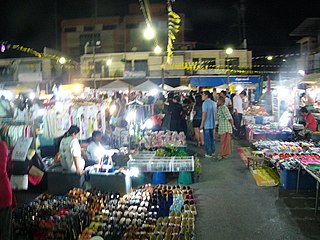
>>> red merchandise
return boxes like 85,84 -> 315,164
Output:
0,141 -> 13,208
304,113 -> 317,132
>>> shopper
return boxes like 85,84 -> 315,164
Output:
161,92 -> 174,131
170,95 -> 183,132
193,94 -> 204,146
0,139 -> 13,240
212,88 -> 218,102
217,96 -> 236,160
59,125 -> 85,175
233,90 -> 246,138
200,91 -> 217,157
220,90 -> 232,109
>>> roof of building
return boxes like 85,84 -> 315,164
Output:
290,18 -> 320,36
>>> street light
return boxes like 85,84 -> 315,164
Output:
59,57 -> 66,64
225,48 -> 233,84
143,25 -> 155,40
226,47 -> 233,55
106,59 -> 112,66
154,45 -> 162,55
266,56 -> 273,61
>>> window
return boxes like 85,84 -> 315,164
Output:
126,23 -> 139,29
125,60 -> 132,71
134,60 -> 148,72
192,58 -> 199,63
64,27 -> 76,33
225,57 -> 239,69
302,42 -> 308,53
79,33 -> 101,55
103,25 -> 117,30
84,26 -> 95,32
202,58 -> 216,69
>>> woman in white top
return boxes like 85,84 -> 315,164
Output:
86,130 -> 104,165
59,125 -> 85,175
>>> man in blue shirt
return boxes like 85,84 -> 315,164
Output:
200,91 -> 217,157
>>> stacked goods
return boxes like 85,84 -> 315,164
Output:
14,185 -> 197,240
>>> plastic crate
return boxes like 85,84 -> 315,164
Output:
254,116 -> 263,124
172,156 -> 194,172
127,157 -> 173,172
279,165 -> 316,190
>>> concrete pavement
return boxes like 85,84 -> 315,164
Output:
190,139 -> 320,240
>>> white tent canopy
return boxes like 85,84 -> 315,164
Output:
174,85 -> 191,91
132,80 -> 163,92
160,84 -> 175,91
99,80 -> 132,91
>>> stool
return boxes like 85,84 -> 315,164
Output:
152,172 -> 166,185
247,156 -> 265,170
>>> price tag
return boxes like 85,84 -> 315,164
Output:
12,137 -> 33,162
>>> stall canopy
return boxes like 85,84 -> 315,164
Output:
190,75 -> 260,87
174,85 -> 191,91
99,80 -> 132,91
160,84 -> 175,91
132,80 -> 163,92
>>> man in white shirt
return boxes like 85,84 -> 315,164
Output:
233,91 -> 246,137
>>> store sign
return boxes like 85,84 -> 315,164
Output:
231,76 -> 260,84
18,72 -> 42,83
123,71 -> 146,79
12,137 -> 33,162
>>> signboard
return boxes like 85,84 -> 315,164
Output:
12,137 -> 33,162
123,71 -> 146,79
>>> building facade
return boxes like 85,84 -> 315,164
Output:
79,49 -> 253,88
61,3 -> 188,58
290,18 -> 320,75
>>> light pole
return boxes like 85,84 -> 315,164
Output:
226,48 -> 233,85
153,45 -> 164,88
85,40 -> 101,89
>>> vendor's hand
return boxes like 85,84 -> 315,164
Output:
200,124 -> 203,129
76,169 -> 84,176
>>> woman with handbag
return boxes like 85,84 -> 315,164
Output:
217,96 -> 236,160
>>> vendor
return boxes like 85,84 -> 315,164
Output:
300,107 -> 317,132
59,125 -> 85,175
86,130 -> 105,165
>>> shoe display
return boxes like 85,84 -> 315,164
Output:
13,184 -> 196,240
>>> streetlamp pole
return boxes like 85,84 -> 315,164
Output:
161,55 -> 164,88
93,41 -> 96,89
225,48 -> 233,85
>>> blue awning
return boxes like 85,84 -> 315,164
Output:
191,75 -> 260,87
149,77 -> 180,87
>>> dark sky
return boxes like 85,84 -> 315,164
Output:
1,0 -> 319,57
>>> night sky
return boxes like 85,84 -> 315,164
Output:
1,0 -> 319,58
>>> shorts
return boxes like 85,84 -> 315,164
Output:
192,119 -> 201,128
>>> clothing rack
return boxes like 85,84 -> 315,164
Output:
0,121 -> 34,149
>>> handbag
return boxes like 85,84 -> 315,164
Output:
151,104 -> 162,126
